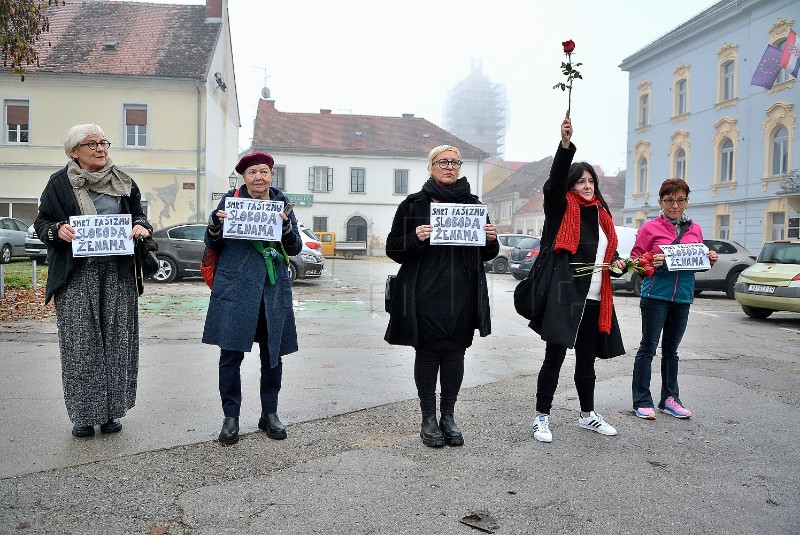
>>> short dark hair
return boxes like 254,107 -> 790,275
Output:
659,178 -> 690,199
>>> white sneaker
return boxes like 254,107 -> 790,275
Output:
578,411 -> 617,436
532,414 -> 552,442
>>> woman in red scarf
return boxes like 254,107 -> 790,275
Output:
528,116 -> 627,443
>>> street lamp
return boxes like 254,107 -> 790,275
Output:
642,200 -> 651,220
228,172 -> 238,189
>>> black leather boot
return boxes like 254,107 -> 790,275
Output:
439,414 -> 464,446
420,415 -> 444,447
258,412 -> 287,440
72,425 -> 95,438
100,418 -> 122,434
218,417 -> 239,444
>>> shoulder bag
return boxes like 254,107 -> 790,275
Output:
201,188 -> 240,289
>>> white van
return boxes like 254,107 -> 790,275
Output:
611,226 -> 640,294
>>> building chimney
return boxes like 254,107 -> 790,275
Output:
206,0 -> 222,22
320,109 -> 332,114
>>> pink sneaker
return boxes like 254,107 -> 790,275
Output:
661,396 -> 692,418
635,407 -> 655,420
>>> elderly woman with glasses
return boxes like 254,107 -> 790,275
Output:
385,145 -> 499,448
630,178 -> 718,421
34,123 -> 152,438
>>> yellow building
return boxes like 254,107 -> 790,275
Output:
0,0 -> 240,229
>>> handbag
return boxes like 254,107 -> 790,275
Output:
134,236 -> 159,296
201,189 -> 240,289
384,274 -> 396,313
513,249 -> 553,323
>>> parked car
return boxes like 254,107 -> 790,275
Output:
149,223 -> 324,283
299,224 -> 321,251
734,239 -> 800,319
0,217 -> 29,263
484,233 -> 530,273
508,236 -> 542,280
25,224 -> 48,263
611,226 -> 640,294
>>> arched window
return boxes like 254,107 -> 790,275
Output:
675,149 -> 686,180
720,138 -> 734,182
772,125 -> 789,176
722,61 -> 735,101
346,215 -> 368,243
638,157 -> 648,192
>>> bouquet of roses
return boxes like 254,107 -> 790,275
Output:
570,252 -> 655,278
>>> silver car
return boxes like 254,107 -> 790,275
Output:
0,217 -> 29,263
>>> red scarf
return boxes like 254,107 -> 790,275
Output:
554,190 -> 618,334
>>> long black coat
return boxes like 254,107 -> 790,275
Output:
384,189 -> 499,347
34,166 -> 151,304
531,143 -> 625,357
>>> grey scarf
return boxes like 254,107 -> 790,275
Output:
67,158 -> 133,215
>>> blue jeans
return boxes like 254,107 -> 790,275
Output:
632,297 -> 690,409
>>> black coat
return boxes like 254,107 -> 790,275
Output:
34,166 -> 151,304
384,189 -> 499,348
531,144 -> 625,357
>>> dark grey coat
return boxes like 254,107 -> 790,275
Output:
201,186 -> 302,367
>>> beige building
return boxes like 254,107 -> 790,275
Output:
0,0 -> 239,229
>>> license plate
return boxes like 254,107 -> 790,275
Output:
748,284 -> 775,294
509,262 -> 520,269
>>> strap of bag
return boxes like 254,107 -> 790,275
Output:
671,221 -> 689,245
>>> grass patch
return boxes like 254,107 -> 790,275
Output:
1,258 -> 48,290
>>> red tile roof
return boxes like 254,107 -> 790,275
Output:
251,100 -> 488,157
21,1 -> 221,78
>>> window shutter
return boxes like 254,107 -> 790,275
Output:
126,108 -> 147,126
308,167 -> 314,190
7,105 -> 29,124
327,168 -> 334,191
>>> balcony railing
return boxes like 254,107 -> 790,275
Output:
778,168 -> 800,194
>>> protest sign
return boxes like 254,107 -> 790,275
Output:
429,203 -> 487,246
658,243 -> 711,271
70,214 -> 133,257
223,198 -> 284,240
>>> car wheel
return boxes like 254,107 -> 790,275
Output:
632,273 -> 643,296
151,255 -> 177,283
741,305 -> 773,319
725,268 -> 745,299
344,251 -> 355,260
0,244 -> 11,264
512,271 -> 526,280
288,261 -> 298,282
492,257 -> 508,274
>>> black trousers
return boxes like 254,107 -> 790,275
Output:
414,347 -> 466,417
535,300 -> 601,414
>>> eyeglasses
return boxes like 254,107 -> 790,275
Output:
433,159 -> 462,170
246,168 -> 272,178
660,198 -> 688,205
78,140 -> 111,150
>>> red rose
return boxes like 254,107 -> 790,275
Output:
642,251 -> 654,263
643,265 -> 655,277
562,40 -> 576,53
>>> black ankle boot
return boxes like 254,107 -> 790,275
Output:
218,417 -> 239,445
439,414 -> 464,446
258,412 -> 287,440
420,415 -> 444,447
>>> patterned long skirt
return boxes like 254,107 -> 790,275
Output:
54,261 -> 139,426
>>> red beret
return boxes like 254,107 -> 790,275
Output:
235,152 -> 274,174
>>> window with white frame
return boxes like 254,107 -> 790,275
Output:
717,214 -> 730,239
720,139 -> 734,182
5,100 -> 29,143
638,94 -> 649,128
771,212 -> 785,240
124,105 -> 147,147
775,38 -> 789,85
771,126 -> 789,177
637,157 -> 648,192
676,79 -> 687,116
721,61 -> 735,101
272,166 -> 286,190
675,148 -> 686,180
350,168 -> 365,193
308,166 -> 333,192
394,169 -> 408,194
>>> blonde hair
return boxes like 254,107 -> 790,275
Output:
427,145 -> 461,174
64,124 -> 106,158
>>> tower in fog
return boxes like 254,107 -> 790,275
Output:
443,58 -> 508,159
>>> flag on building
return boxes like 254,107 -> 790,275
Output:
779,29 -> 800,78
751,44 -> 783,88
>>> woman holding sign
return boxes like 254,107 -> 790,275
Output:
202,152 -> 303,445
528,116 -> 627,444
34,123 -> 152,438
630,179 -> 717,420
385,145 -> 499,448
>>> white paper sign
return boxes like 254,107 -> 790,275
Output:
223,198 -> 284,240
70,214 -> 133,257
659,243 -> 711,271
429,203 -> 487,246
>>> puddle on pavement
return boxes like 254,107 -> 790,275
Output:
138,296 -> 369,317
